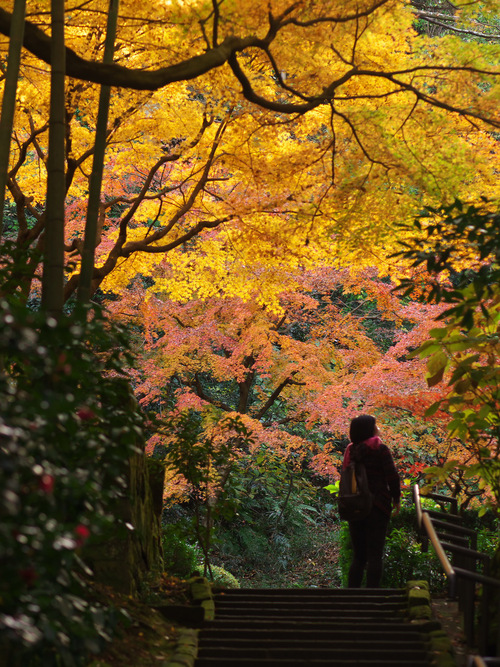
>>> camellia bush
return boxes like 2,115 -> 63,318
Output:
0,300 -> 144,666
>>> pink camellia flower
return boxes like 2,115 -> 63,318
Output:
77,407 -> 95,421
39,474 -> 55,494
74,524 -> 91,547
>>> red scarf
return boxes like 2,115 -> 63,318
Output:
343,435 -> 382,469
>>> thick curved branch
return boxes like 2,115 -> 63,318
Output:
0,7 -> 258,90
190,373 -> 233,412
282,0 -> 392,27
121,215 -> 231,256
228,53 -> 315,114
254,371 -> 305,421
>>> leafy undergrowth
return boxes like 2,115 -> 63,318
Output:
88,575 -> 191,667
216,521 -> 343,589
430,598 -> 469,667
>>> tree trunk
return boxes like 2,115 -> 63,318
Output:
41,0 -> 66,316
0,0 -> 26,239
77,0 -> 119,304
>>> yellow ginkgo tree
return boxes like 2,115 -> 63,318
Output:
0,0 -> 498,310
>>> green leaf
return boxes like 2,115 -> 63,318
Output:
427,366 -> 445,387
414,342 -> 442,359
446,338 -> 473,353
454,378 -> 471,394
424,402 -> 441,417
479,405 -> 492,419
429,327 -> 448,340
427,350 -> 448,375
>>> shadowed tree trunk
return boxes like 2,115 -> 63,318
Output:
41,0 -> 66,316
0,0 -> 26,238
77,0 -> 119,304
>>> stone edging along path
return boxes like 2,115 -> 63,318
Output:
164,576 -> 212,667
166,577 -> 456,667
406,580 -> 456,667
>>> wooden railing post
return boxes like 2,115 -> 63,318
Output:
413,484 -> 500,661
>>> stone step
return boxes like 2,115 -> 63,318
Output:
215,592 -> 406,600
194,587 -> 435,667
198,637 -> 427,651
218,588 -> 405,596
212,609 -> 409,620
203,618 -> 427,631
198,644 -> 428,665
195,659 -> 431,667
200,627 -> 425,641
213,600 -> 407,612
214,593 -> 408,606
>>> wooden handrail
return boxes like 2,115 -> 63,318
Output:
420,510 -> 457,594
468,657 -> 488,667
432,518 -> 476,537
467,658 -> 500,667
424,491 -> 458,514
453,567 -> 500,588
440,541 -> 491,565
413,484 -> 500,659
414,484 -> 423,529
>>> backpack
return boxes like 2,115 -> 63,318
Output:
337,448 -> 373,521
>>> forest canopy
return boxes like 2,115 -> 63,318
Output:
0,0 -> 499,520
0,0 -> 499,304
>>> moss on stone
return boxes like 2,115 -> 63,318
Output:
166,629 -> 198,667
189,577 -> 212,602
409,602 -> 432,620
408,587 -> 431,607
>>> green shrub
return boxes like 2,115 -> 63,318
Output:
477,527 -> 498,557
162,524 -> 200,577
0,301 -> 144,665
159,408 -> 254,574
382,526 -> 446,591
206,565 -> 240,589
213,447 -> 320,576
338,523 -> 353,587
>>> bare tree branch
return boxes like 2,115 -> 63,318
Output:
254,371 -> 305,420
415,10 -> 500,40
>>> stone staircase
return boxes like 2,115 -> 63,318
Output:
194,587 -> 451,666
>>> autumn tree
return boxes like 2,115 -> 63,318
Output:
0,0 -> 498,309
126,264 -> 450,503
0,0 -> 498,533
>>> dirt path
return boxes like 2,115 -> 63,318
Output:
431,598 -> 469,666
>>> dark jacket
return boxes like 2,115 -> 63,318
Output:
343,435 -> 401,516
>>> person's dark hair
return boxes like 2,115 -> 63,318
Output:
349,414 -> 377,444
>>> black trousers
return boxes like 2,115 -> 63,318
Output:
348,507 -> 390,588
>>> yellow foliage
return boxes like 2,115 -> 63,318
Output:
0,0 -> 499,304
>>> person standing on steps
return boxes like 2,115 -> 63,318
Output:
343,414 -> 401,588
